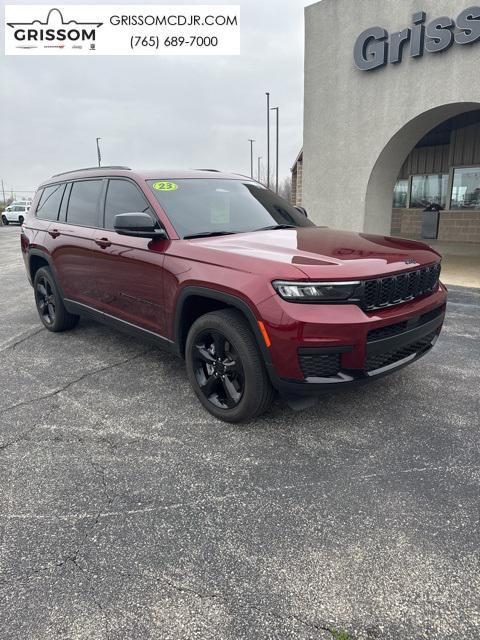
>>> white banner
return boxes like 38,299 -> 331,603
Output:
4,5 -> 240,55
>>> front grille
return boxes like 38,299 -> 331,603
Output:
419,305 -> 445,325
367,321 -> 408,341
299,352 -> 341,378
365,330 -> 437,372
367,304 -> 445,342
363,263 -> 441,311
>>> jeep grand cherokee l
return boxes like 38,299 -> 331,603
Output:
21,167 -> 446,422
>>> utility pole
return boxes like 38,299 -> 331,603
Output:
1,179 -> 5,205
270,106 -> 279,194
248,139 -> 255,178
96,137 -> 102,167
266,92 -> 270,188
257,156 -> 262,182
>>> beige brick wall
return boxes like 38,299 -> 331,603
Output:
391,209 -> 402,236
291,161 -> 303,206
390,209 -> 480,243
437,212 -> 480,243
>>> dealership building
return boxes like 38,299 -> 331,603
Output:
297,0 -> 480,245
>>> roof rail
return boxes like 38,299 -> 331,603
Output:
51,166 -> 131,178
194,168 -> 221,172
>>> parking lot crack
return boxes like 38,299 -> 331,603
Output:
117,569 -> 338,638
0,327 -> 46,354
0,404 -> 57,452
0,349 -> 153,418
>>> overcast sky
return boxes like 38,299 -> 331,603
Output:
1,0 -> 310,198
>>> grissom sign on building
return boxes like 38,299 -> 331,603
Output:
354,6 -> 480,71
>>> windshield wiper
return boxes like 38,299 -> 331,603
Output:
254,224 -> 297,231
183,230 -> 238,239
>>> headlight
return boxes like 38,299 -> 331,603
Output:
272,280 -> 360,302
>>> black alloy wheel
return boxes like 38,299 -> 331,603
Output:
185,309 -> 274,423
33,266 -> 79,332
35,274 -> 56,326
192,329 -> 244,409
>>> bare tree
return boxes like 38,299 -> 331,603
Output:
278,177 -> 292,202
257,165 -> 292,202
257,163 -> 275,188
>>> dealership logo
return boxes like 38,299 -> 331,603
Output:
7,8 -> 102,48
354,7 -> 480,71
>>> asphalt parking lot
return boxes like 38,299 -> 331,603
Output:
1,225 -> 479,640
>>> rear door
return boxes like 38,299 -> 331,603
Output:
49,179 -> 104,306
91,177 -> 169,336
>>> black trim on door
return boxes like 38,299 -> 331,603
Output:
63,299 -> 175,351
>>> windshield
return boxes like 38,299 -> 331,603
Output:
147,179 -> 314,238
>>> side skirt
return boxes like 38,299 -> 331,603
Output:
64,299 -> 176,353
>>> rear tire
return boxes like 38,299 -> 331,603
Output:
185,309 -> 274,423
18,215 -> 24,225
2,216 -> 9,225
34,267 -> 80,332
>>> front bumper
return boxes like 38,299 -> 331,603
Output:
257,284 -> 447,395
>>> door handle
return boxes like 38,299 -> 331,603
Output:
95,237 -> 112,249
48,228 -> 60,238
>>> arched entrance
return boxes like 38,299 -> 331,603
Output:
364,102 -> 480,235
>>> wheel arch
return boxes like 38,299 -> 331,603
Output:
28,250 -> 65,298
174,287 -> 275,378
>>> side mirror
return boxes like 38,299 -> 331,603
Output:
114,212 -> 167,239
295,206 -> 308,218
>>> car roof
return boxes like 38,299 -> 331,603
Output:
39,167 -> 252,188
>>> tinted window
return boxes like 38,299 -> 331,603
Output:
451,167 -> 480,209
36,184 -> 66,221
410,174 -> 448,209
147,179 -> 314,238
58,183 -> 72,222
67,180 -> 102,227
104,179 -> 151,230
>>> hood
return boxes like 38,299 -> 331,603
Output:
187,228 -> 441,280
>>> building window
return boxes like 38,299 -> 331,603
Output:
451,167 -> 480,209
393,180 -> 408,208
410,174 -> 448,209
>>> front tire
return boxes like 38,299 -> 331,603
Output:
185,309 -> 274,423
2,215 -> 9,225
34,267 -> 80,332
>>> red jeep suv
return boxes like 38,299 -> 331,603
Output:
21,167 -> 447,422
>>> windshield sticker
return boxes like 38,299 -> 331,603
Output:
153,181 -> 178,191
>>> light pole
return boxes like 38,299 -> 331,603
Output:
248,139 -> 255,178
96,137 -> 102,167
266,92 -> 270,188
257,156 -> 262,182
270,106 -> 279,194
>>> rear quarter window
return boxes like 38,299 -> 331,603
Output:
36,183 -> 66,221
